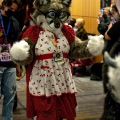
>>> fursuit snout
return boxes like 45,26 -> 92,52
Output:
53,18 -> 61,28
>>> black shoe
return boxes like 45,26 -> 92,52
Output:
75,72 -> 85,77
90,74 -> 102,81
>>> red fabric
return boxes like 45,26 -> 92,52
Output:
22,25 -> 40,43
23,25 -> 77,119
21,25 -> 75,45
24,9 -> 30,24
26,64 -> 77,119
26,62 -> 36,117
35,52 -> 68,60
26,93 -> 77,120
62,25 -> 75,45
71,58 -> 94,67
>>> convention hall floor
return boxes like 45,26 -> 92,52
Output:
0,76 -> 105,120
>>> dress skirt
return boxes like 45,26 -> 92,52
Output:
26,88 -> 77,120
26,65 -> 77,120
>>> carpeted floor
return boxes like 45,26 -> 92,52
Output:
0,76 -> 105,120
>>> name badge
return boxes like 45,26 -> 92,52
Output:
0,44 -> 11,62
53,52 -> 64,65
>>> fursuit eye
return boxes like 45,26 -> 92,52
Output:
47,11 -> 55,18
59,12 -> 66,19
59,11 -> 69,22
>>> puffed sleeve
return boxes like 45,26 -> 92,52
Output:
21,25 -> 40,43
62,25 -> 75,44
12,25 -> 41,65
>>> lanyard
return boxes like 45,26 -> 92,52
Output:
0,12 -> 11,42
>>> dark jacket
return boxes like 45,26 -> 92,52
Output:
97,16 -> 111,35
0,14 -> 20,67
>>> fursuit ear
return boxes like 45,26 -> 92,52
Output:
33,0 -> 50,8
62,0 -> 72,7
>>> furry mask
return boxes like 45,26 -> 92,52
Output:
32,0 -> 72,31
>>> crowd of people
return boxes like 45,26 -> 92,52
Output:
69,3 -> 120,81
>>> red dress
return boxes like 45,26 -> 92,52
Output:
22,25 -> 77,120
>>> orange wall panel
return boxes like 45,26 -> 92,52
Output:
70,0 -> 83,16
0,0 -> 2,4
70,0 -> 100,34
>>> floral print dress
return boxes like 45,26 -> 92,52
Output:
29,30 -> 77,97
22,25 -> 77,120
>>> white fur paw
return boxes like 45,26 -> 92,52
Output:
87,35 -> 104,56
10,40 -> 30,61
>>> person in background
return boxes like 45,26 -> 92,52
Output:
74,18 -> 88,40
100,1 -> 120,119
12,0 -> 36,112
13,0 -> 27,31
14,0 -> 35,31
23,0 -> 35,27
100,13 -> 120,120
71,18 -> 93,76
89,7 -> 112,81
104,1 -> 120,93
92,5 -> 120,81
104,19 -> 120,52
12,0 -> 27,111
97,7 -> 111,35
111,4 -> 120,23
0,0 -> 21,119
104,4 -> 120,52
68,17 -> 76,28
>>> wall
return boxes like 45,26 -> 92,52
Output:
111,0 -> 115,4
0,0 -> 2,4
70,0 -> 102,35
